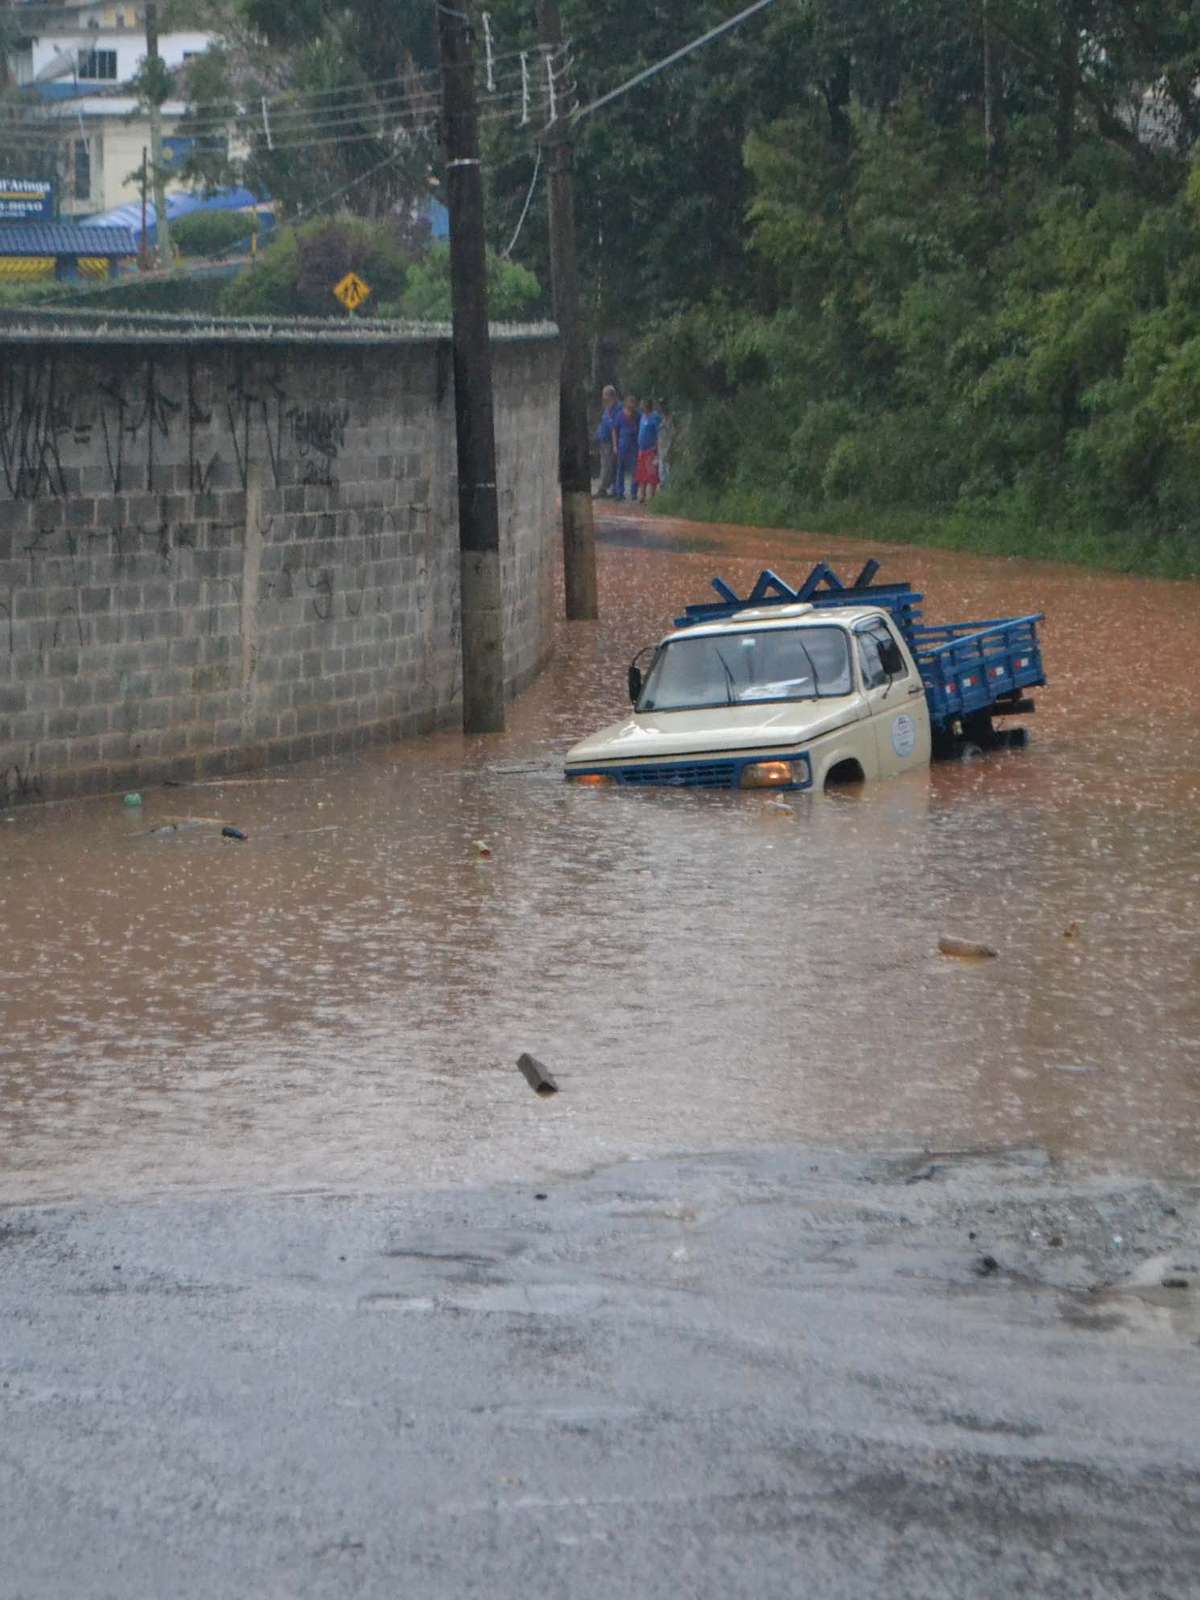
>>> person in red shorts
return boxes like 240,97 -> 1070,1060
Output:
634,397 -> 663,504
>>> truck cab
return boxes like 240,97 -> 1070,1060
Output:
564,601 -> 932,792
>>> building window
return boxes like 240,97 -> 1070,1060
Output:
73,139 -> 91,201
77,48 -> 118,81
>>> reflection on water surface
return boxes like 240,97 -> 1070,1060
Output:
2,513 -> 1198,1200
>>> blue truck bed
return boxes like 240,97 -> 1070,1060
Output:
675,560 -> 1045,734
910,616 -> 1044,725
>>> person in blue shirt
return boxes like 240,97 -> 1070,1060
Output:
593,385 -> 621,497
612,395 -> 640,501
634,398 -> 663,504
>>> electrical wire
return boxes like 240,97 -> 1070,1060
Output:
292,146 -> 408,221
501,142 -> 540,257
0,15 -> 577,163
0,85 -> 535,146
572,0 -> 777,122
175,81 -> 531,136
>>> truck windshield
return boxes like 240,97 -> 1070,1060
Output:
637,626 -> 853,712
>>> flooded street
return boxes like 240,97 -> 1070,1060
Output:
2,513 -> 1198,1202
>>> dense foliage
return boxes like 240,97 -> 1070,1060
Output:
219,216 -> 413,316
385,244 -> 542,321
179,0 -> 439,218
482,0 -> 1200,571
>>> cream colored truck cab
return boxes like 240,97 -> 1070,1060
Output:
564,603 -> 932,793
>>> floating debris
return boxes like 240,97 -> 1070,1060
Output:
517,1053 -> 558,1097
938,937 -> 998,961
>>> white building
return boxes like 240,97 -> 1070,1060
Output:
5,1 -> 220,217
51,97 -> 204,216
10,10 -> 212,96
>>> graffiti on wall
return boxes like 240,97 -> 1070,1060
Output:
0,352 -> 355,500
289,403 -> 350,488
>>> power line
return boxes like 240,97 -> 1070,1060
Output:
0,84 -> 534,145
292,146 -> 408,221
149,101 -> 523,156
177,83 -> 529,136
0,55 -> 570,140
572,0 -> 778,122
501,142 -> 541,257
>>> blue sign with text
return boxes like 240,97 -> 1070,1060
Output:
0,178 -> 55,221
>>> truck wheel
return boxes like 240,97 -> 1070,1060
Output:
958,741 -> 985,761
824,758 -> 865,790
962,713 -> 998,749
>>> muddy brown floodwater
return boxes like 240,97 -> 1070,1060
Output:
1,513 -> 1198,1203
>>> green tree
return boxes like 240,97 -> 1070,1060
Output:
178,0 -> 439,218
633,0 -> 1200,569
391,243 -> 542,321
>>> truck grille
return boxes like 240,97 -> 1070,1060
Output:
613,760 -> 740,788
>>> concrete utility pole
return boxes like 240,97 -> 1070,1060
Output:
143,1 -> 172,270
139,145 -> 150,270
537,0 -> 598,622
438,0 -> 506,734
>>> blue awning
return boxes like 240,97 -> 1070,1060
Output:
0,222 -> 137,256
85,187 -> 267,247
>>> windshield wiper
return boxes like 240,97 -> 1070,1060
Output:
714,648 -> 738,705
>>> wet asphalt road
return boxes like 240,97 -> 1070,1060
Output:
3,1146 -> 1198,1599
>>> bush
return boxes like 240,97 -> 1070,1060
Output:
173,210 -> 265,259
220,215 -> 412,318
389,243 -> 543,322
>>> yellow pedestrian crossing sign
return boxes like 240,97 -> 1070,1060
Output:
333,271 -> 372,312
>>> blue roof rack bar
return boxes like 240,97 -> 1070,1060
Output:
675,560 -> 924,633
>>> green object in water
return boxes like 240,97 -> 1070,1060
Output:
124,792 -> 143,807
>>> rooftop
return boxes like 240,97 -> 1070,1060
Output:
0,223 -> 138,256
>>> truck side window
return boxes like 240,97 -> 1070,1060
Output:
857,622 -> 907,689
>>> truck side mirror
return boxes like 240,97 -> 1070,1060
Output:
627,664 -> 643,705
879,638 -> 904,676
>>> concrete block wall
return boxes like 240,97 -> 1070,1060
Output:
0,322 -> 560,804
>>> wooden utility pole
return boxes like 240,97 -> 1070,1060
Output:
143,1 -> 172,270
537,0 -> 598,621
438,0 -> 506,734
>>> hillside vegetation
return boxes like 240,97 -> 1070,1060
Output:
485,1 -> 1200,575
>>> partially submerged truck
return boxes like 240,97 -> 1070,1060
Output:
564,560 -> 1046,792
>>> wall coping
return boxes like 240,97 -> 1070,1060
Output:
0,307 -> 560,349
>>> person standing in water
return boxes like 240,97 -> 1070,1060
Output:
593,384 -> 621,498
634,397 -> 663,504
613,394 -> 640,502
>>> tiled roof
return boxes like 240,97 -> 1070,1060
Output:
0,224 -> 138,256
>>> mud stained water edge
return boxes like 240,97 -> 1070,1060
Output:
1,512 -> 1198,1202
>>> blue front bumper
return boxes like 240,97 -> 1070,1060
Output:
565,753 -> 813,790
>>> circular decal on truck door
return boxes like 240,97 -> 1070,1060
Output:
891,713 -> 917,758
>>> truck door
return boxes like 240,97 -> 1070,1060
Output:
854,619 -> 932,777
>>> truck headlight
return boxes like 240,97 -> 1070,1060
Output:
569,771 -> 613,785
739,760 -> 796,789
